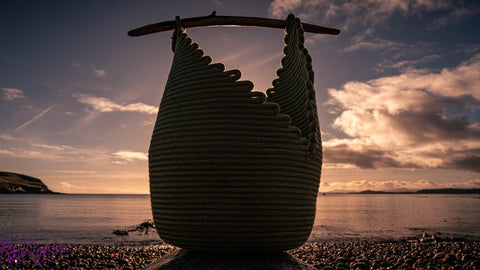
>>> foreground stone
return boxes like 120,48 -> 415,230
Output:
143,249 -> 316,270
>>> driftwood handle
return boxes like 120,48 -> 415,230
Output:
128,11 -> 340,37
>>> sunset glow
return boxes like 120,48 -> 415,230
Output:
1,1 -> 479,193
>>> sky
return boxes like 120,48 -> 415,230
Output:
1,0 -> 479,193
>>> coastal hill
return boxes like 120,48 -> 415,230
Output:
356,189 -> 480,194
0,171 -> 56,193
321,188 -> 480,194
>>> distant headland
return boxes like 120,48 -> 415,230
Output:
0,171 -> 57,194
354,189 -> 480,194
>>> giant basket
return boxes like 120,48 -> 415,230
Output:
148,14 -> 323,252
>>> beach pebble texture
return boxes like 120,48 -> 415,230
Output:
292,240 -> 480,270
0,244 -> 176,270
1,239 -> 479,269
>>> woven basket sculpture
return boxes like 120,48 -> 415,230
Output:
149,14 -> 322,252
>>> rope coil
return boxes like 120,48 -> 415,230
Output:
149,14 -> 322,252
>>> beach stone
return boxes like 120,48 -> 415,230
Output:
470,260 -> 480,267
433,252 -> 445,260
405,258 -> 416,265
335,262 -> 349,269
462,254 -> 475,262
357,259 -> 369,265
352,261 -> 368,269
116,257 -> 129,265
105,262 -> 116,268
142,249 -> 317,270
112,229 -> 129,236
413,262 -> 426,269
444,253 -> 457,264
379,260 -> 392,268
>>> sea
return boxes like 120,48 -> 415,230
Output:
1,193 -> 479,245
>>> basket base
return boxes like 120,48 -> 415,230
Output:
142,249 -> 316,270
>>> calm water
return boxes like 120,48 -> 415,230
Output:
312,194 -> 480,242
0,194 -> 157,245
1,194 -> 479,245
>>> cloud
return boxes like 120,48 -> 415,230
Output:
45,170 -> 97,174
93,67 -> 106,78
0,148 -> 51,159
2,88 -> 26,101
325,53 -> 480,172
323,142 -> 421,170
0,134 -> 108,162
268,0 -> 303,19
343,36 -> 438,62
73,93 -> 158,115
369,54 -> 480,99
140,119 -> 156,126
319,179 -> 480,192
0,149 -> 15,156
268,0 -> 478,52
267,1 -> 473,59
443,150 -> 480,172
31,143 -> 70,151
60,181 -> 87,190
429,7 -> 480,30
73,62 -> 106,78
375,54 -> 442,72
48,172 -> 149,194
454,44 -> 480,55
15,105 -> 55,132
304,34 -> 330,46
113,151 -> 148,162
268,0 -> 452,27
343,38 -> 405,53
0,134 -> 31,143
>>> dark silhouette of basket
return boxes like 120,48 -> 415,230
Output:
149,14 -> 322,252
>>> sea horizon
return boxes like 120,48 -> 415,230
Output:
4,186 -> 477,195
1,193 -> 479,246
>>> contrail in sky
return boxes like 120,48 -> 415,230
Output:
15,105 -> 55,132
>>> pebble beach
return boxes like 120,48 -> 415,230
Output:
2,237 -> 479,269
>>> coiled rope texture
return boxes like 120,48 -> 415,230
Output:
149,14 -> 322,252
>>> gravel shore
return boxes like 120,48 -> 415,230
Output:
1,239 -> 479,269
292,240 -> 480,269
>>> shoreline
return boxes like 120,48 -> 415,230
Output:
1,239 -> 479,270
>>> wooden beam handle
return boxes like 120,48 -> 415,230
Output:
128,12 -> 340,37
